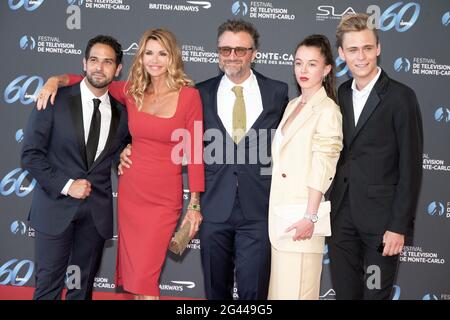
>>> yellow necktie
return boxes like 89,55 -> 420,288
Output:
232,85 -> 246,143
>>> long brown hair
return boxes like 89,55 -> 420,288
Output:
126,28 -> 193,109
295,34 -> 337,103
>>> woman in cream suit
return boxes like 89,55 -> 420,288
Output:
268,35 -> 343,300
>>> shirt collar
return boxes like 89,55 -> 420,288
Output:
80,78 -> 110,106
220,70 -> 256,93
351,67 -> 382,96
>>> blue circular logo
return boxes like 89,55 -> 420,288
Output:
442,12 -> 450,27
322,244 -> 330,265
394,57 -> 411,72
427,201 -> 445,216
67,0 -> 84,5
434,107 -> 450,123
232,1 -> 248,16
423,293 -> 439,300
392,285 -> 401,300
335,57 -> 351,78
15,129 -> 24,143
10,221 -> 27,235
19,35 -> 36,50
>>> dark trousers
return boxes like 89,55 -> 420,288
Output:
200,194 -> 271,300
33,204 -> 105,300
327,195 -> 399,300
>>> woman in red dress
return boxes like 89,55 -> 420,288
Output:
37,29 -> 204,300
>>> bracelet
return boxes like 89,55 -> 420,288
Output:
188,203 -> 201,211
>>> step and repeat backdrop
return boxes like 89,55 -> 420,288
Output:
1,0 -> 449,300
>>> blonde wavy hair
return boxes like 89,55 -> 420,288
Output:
126,28 -> 193,109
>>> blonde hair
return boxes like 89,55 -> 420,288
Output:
336,13 -> 379,49
126,28 -> 193,109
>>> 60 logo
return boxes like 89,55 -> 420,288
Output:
4,75 -> 43,105
8,0 -> 44,11
4,75 -> 44,104
0,168 -> 36,197
373,2 -> 420,32
0,259 -> 34,286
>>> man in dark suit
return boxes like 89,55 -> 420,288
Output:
21,35 -> 129,300
197,19 -> 289,299
327,14 -> 423,299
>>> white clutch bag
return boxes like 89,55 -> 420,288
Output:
273,201 -> 331,240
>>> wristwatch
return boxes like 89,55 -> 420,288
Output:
304,213 -> 318,223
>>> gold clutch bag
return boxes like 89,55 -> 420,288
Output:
169,221 -> 192,255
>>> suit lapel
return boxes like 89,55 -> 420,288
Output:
279,87 -> 326,152
250,72 -> 270,132
340,84 -> 355,146
350,70 -> 389,145
68,91 -> 88,170
89,94 -> 121,171
207,76 -> 233,142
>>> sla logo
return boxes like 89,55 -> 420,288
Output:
0,259 -> 34,286
8,0 -> 44,11
378,2 -> 420,32
442,12 -> 450,27
434,107 -> 450,123
0,168 -> 36,197
394,57 -> 411,72
322,244 -> 330,265
4,75 -> 44,105
427,201 -> 445,216
392,285 -> 401,300
335,57 -> 351,78
16,129 -> 24,143
67,0 -> 83,5
423,293 -> 439,300
316,6 -> 356,18
10,221 -> 27,235
122,42 -> 139,56
231,1 -> 248,16
319,289 -> 336,299
19,35 -> 36,50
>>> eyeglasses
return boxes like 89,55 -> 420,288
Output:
217,46 -> 254,57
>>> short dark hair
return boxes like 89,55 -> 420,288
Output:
217,19 -> 260,49
85,35 -> 123,65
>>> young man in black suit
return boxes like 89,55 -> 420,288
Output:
328,13 -> 423,299
22,35 -> 129,300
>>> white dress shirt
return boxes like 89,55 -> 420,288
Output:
217,71 -> 263,138
351,67 -> 382,125
273,127 -> 284,156
61,78 -> 112,195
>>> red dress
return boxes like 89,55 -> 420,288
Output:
68,75 -> 205,296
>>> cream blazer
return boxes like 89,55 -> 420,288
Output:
268,87 -> 343,253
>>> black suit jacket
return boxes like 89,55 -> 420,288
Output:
329,70 -> 423,235
21,84 -> 129,239
197,70 -> 289,223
